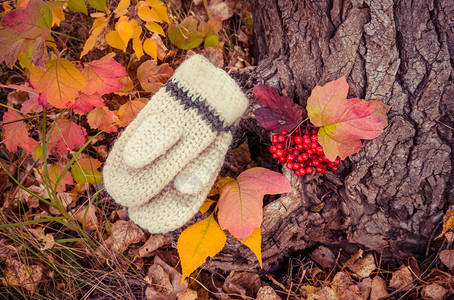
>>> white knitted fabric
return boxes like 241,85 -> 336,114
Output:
103,55 -> 248,209
128,132 -> 232,233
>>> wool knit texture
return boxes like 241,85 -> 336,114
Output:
103,55 -> 248,210
128,132 -> 232,233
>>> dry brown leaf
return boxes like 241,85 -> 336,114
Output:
74,205 -> 98,230
310,245 -> 336,269
308,286 -> 339,300
421,283 -> 447,300
137,60 -> 173,94
439,250 -> 454,270
136,234 -> 172,259
357,277 -> 371,300
223,271 -> 261,297
209,1 -> 233,20
330,272 -> 362,300
49,193 -> 73,215
370,276 -> 388,300
7,90 -> 29,105
145,255 -> 187,300
151,33 -> 168,61
41,233 -> 56,250
1,258 -> 43,293
176,288 -> 198,300
256,285 -> 281,300
0,238 -> 20,258
96,220 -> 146,259
347,253 -> 376,278
201,44 -> 224,68
389,265 -> 413,290
16,186 -> 46,209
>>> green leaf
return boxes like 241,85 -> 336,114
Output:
71,158 -> 103,185
87,0 -> 107,12
67,0 -> 87,14
168,16 -> 204,50
39,2 -> 53,28
204,34 -> 220,48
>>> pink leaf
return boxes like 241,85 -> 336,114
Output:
217,167 -> 292,241
21,93 -> 50,114
253,84 -> 303,133
2,109 -> 39,154
80,59 -> 127,95
48,119 -> 87,153
71,93 -> 105,115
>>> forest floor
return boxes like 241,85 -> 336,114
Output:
1,0 -> 453,299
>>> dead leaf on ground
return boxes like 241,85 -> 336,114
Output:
176,288 -> 198,300
310,245 -> 336,269
49,193 -> 73,215
201,44 -> 224,68
0,238 -> 21,258
223,271 -> 261,297
346,253 -> 376,278
256,285 -> 280,300
439,250 -> 454,270
437,208 -> 454,239
357,277 -> 371,300
370,276 -> 388,300
421,283 -> 447,300
330,271 -> 362,300
389,265 -> 414,290
137,60 -> 173,94
136,234 -> 172,259
209,0 -> 233,20
74,204 -> 98,230
96,220 -> 146,260
145,255 -> 187,300
1,258 -> 43,294
16,186 -> 46,209
308,286 -> 339,300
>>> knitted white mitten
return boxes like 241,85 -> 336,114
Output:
128,132 -> 232,233
103,55 -> 248,208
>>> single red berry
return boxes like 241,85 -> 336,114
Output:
302,129 -> 309,135
278,135 -> 286,143
306,167 -> 313,174
276,143 -> 284,149
295,169 -> 303,177
312,159 -> 320,167
334,157 -> 340,165
303,144 -> 310,150
311,129 -> 318,135
287,154 -> 295,162
301,153 -> 309,161
286,162 -> 294,169
331,166 -> 338,172
310,142 -> 318,149
296,144 -> 304,150
281,130 -> 289,135
279,157 -> 287,163
272,135 -> 279,144
316,146 -> 324,155
293,162 -> 300,169
269,145 -> 277,153
307,149 -> 314,155
276,149 -> 284,157
319,167 -> 326,174
322,155 -> 330,162
311,134 -> 318,142
300,168 -> 307,175
294,135 -> 303,144
316,166 -> 323,173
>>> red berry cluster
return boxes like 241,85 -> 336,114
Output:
269,129 -> 340,176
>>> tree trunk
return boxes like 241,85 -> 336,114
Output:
197,0 -> 454,273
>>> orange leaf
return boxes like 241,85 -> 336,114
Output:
29,58 -> 86,108
306,77 -> 390,160
47,164 -> 74,193
80,59 -> 126,95
238,227 -> 262,267
177,214 -> 226,283
132,36 -> 144,59
145,22 -> 165,36
136,60 -> 173,93
116,100 -> 146,127
114,0 -> 130,16
48,119 -> 87,153
87,107 -> 119,132
116,19 -> 134,44
106,31 -> 127,51
217,167 -> 292,241
138,6 -> 161,23
2,109 -> 39,154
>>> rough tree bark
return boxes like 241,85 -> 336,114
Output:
192,0 -> 454,273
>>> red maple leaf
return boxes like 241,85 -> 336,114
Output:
47,119 -> 87,153
80,59 -> 127,95
2,109 -> 39,154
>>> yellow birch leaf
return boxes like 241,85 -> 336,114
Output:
117,20 -> 134,45
81,36 -> 97,58
143,38 -> 157,60
29,58 -> 86,108
90,12 -> 106,17
133,37 -> 144,59
150,2 -> 169,23
106,31 -> 126,51
136,0 -> 148,9
114,0 -> 130,16
177,214 -> 226,283
199,199 -> 216,214
237,227 -> 262,267
116,100 -> 146,126
132,21 -> 142,37
138,6 -> 161,22
145,22 -> 165,36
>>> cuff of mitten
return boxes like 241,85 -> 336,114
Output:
168,54 -> 249,127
